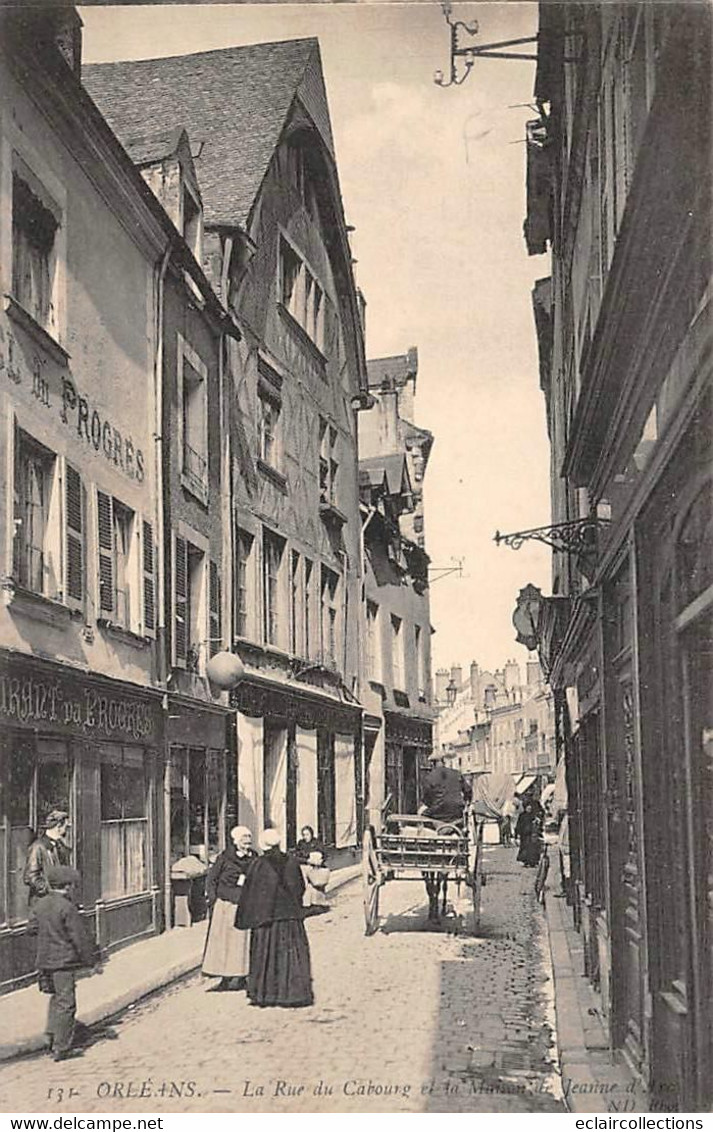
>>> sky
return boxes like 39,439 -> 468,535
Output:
79,1 -> 552,677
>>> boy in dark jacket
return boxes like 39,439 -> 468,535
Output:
27,866 -> 98,1061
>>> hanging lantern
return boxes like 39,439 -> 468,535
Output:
205,651 -> 245,690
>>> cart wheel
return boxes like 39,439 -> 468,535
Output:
468,811 -> 484,934
362,826 -> 381,936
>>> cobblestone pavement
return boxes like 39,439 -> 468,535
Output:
0,847 -> 564,1114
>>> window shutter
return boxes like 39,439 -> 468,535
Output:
96,490 -> 114,614
65,463 -> 84,608
142,520 -> 156,637
209,560 -> 221,657
174,534 -> 187,666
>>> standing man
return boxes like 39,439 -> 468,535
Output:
23,810 -> 71,906
419,755 -> 472,823
27,866 -> 98,1061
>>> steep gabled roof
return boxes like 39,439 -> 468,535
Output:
83,38 -> 328,228
359,453 -> 412,499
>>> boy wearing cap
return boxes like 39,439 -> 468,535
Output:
23,811 -> 71,905
27,866 -> 98,1061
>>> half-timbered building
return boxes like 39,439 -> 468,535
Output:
86,38 -> 369,857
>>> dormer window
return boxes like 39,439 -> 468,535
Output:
182,185 -> 201,261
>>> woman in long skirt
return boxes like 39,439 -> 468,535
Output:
202,826 -> 256,991
236,829 -> 313,1008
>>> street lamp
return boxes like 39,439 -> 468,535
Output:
433,1 -> 539,89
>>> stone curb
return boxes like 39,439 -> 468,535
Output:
0,864 -> 362,1064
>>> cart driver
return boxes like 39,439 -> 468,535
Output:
419,755 -> 472,824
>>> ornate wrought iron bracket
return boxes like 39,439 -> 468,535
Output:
493,517 -> 610,555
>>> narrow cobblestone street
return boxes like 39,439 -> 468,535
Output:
0,847 -> 564,1114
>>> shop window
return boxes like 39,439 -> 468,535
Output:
11,170 -> 59,335
3,738 -> 72,925
13,428 -> 60,599
170,746 -> 223,864
263,725 -> 287,835
317,729 -> 335,846
262,528 -> 285,648
100,745 -> 147,900
234,528 -> 253,639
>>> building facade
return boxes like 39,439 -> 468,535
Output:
0,8 -> 170,986
86,39 -> 368,857
525,2 -> 712,1109
359,349 -> 434,825
436,659 -> 554,781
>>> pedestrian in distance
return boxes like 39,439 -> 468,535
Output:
515,802 -> 543,868
294,825 -> 330,911
23,810 -> 71,906
236,828 -> 314,1008
202,825 -> 257,992
27,865 -> 99,1061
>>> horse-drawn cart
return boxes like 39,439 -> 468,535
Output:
361,808 -> 485,936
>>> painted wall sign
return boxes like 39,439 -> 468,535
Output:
0,325 -> 146,484
0,661 -> 159,741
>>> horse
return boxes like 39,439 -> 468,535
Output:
423,870 -> 449,922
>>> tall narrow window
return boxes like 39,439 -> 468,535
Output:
304,558 -> 313,659
182,358 -> 208,497
235,528 -> 253,639
12,171 -> 58,332
258,394 -> 280,469
262,529 -> 284,647
173,534 -> 206,670
97,491 -> 139,632
280,237 -> 301,315
366,601 -> 381,683
319,418 -> 338,505
65,463 -> 84,611
13,429 -> 57,597
209,560 -> 221,657
290,550 -> 301,656
415,624 -> 425,699
320,567 -> 339,666
391,615 -> 404,691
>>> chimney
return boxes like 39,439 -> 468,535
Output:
469,661 -> 480,702
435,669 -> 450,704
504,658 -> 521,692
450,664 -> 463,694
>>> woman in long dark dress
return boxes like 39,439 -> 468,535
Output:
202,826 -> 256,991
515,804 -> 543,867
236,829 -> 313,1008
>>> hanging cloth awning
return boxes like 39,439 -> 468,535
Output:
514,773 -> 537,796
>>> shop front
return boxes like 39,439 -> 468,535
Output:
383,710 -> 433,815
0,652 -> 164,991
232,679 -> 361,856
165,700 -> 234,927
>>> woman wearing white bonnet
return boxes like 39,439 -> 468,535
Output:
202,826 -> 256,991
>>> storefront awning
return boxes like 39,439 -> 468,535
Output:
514,774 -> 537,796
